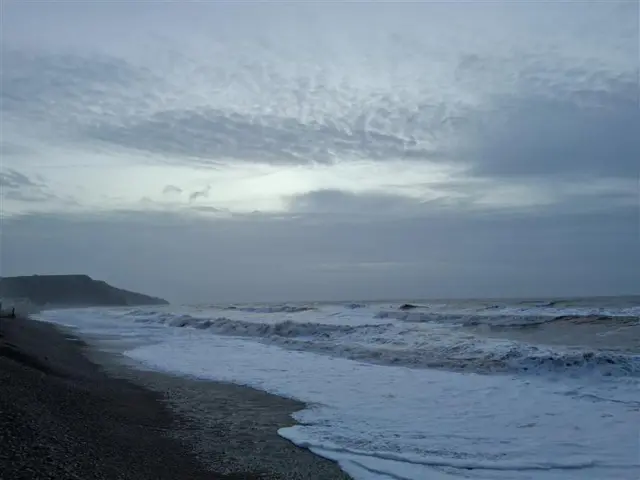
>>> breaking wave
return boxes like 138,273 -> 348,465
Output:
223,304 -> 316,313
121,310 -> 640,377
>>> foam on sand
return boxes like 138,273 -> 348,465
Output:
123,334 -> 639,480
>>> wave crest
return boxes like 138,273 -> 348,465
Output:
122,310 -> 640,377
224,305 -> 316,314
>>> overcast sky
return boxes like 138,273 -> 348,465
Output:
1,1 -> 638,303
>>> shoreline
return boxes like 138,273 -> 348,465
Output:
0,316 -> 350,479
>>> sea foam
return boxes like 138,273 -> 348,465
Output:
36,300 -> 640,480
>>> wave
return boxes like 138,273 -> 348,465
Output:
344,303 -> 367,309
375,310 -> 640,328
515,296 -> 640,309
376,310 -> 464,323
550,314 -> 639,325
294,338 -> 640,378
223,305 -> 316,314
130,312 -> 389,338
374,310 -> 557,326
466,314 -> 640,329
122,310 -> 640,377
515,299 -> 571,308
287,438 -> 627,473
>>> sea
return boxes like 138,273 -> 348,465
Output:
35,296 -> 640,480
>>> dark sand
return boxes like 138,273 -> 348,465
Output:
0,316 -> 350,479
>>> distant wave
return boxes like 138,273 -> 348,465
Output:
122,310 -> 640,377
375,310 -> 640,328
463,314 -> 640,329
551,314 -> 639,325
515,299 -> 568,308
344,303 -> 367,309
223,305 -> 316,314
515,296 -> 640,309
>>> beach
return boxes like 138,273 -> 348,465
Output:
0,315 -> 350,479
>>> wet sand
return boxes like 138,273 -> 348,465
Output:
0,316 -> 350,479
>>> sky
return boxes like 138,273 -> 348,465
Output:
1,1 -> 638,303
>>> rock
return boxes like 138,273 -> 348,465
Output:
399,303 -> 418,311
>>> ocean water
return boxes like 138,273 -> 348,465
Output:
36,297 -> 640,479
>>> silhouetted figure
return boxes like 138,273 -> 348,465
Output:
0,305 -> 17,319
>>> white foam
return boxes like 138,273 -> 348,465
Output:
122,334 -> 639,480
51,305 -> 639,377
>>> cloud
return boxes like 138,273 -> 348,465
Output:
448,73 -> 640,178
190,205 -> 224,214
0,169 -> 38,189
2,47 -> 440,168
0,142 -> 35,157
4,44 -> 635,187
287,175 -> 637,218
288,189 -> 434,218
188,185 -> 212,202
0,170 -> 82,216
162,185 -> 183,195
1,49 -> 155,124
80,104 -> 444,166
0,169 -> 57,205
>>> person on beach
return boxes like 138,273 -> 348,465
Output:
0,305 -> 16,318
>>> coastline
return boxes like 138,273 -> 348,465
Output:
0,315 -> 350,479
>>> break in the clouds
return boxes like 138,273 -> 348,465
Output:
1,1 -> 638,301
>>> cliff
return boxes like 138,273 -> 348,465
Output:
0,275 -> 168,308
